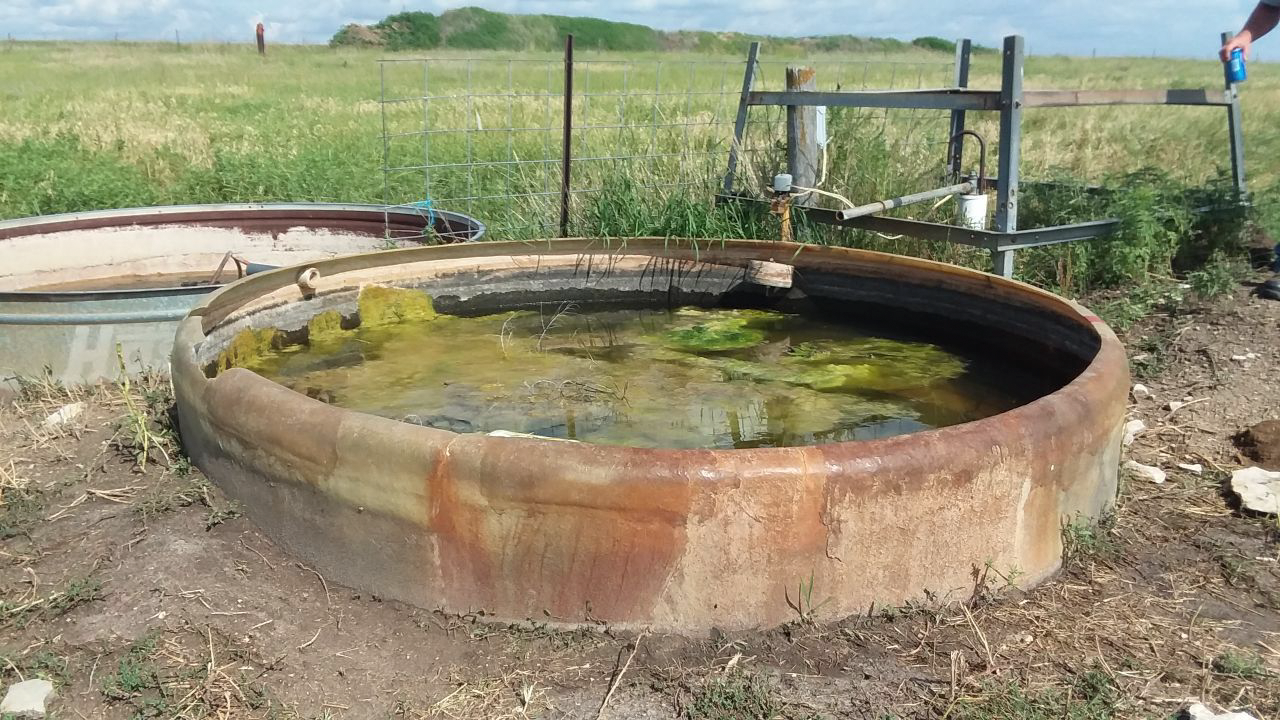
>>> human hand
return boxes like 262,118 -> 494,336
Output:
1221,32 -> 1252,63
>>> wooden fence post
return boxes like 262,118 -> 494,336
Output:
786,66 -> 819,205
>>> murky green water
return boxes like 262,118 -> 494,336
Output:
229,303 -> 1044,449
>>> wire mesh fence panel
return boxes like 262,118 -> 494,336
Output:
379,51 -> 956,241
380,57 -> 566,241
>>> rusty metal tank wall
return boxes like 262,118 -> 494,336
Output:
171,239 -> 1128,632
0,203 -> 483,392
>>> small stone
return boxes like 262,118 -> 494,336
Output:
1123,419 -> 1146,447
1131,383 -> 1152,400
1179,701 -> 1260,720
1176,463 -> 1204,475
0,678 -> 55,718
1125,460 -> 1166,484
1167,400 -> 1186,412
1232,466 -> 1280,514
40,402 -> 84,430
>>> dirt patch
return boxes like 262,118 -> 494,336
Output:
1238,421 -> 1280,469
3,279 -> 1280,719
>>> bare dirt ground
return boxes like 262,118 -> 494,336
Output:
3,277 -> 1280,720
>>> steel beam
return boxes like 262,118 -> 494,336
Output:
722,42 -> 760,195
747,88 -> 1001,111
948,39 -> 973,178
1021,88 -> 1231,108
995,219 -> 1120,251
1221,31 -> 1248,194
992,35 -> 1024,278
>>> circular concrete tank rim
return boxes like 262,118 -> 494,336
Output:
180,237 -> 1122,455
172,237 -> 1128,631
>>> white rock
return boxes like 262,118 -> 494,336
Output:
1231,466 -> 1280,515
1125,460 -> 1166,484
1231,353 -> 1260,362
487,430 -> 579,443
1123,419 -> 1146,446
1177,463 -> 1204,475
40,402 -> 84,430
1167,400 -> 1186,412
1180,701 -> 1260,720
1131,383 -> 1152,400
0,679 -> 55,718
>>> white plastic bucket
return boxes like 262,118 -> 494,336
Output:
957,193 -> 989,230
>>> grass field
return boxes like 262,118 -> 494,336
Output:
0,40 -> 1275,290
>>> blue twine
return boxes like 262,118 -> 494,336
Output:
410,198 -> 436,230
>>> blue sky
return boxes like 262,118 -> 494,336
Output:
0,0 -> 1263,58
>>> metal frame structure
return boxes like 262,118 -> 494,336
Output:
721,34 -> 1248,277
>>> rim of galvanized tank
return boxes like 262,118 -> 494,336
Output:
175,237 -> 1127,453
0,202 -> 485,299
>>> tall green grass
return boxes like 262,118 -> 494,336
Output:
0,41 -> 1265,302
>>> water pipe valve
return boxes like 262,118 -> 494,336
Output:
770,173 -> 795,244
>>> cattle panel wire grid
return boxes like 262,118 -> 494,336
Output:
377,51 -> 955,242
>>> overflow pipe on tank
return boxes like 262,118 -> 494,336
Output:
296,267 -> 320,297
835,182 -> 974,221
834,130 -> 988,222
948,130 -> 990,230
769,173 -> 795,244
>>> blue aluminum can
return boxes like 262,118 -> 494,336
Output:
1229,47 -> 1248,84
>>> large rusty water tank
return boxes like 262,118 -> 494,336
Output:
172,238 -> 1126,632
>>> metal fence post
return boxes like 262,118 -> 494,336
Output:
1220,31 -> 1247,196
786,66 -> 819,205
992,35 -> 1024,278
723,42 -> 760,195
560,34 -> 574,238
947,39 -> 973,179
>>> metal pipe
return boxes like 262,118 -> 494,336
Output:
948,130 -> 987,186
559,34 -> 574,238
836,182 -> 974,221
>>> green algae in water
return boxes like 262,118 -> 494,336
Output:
660,308 -> 780,353
214,326 -> 281,374
357,285 -> 436,327
228,305 -> 1045,449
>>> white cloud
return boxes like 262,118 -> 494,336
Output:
0,0 -> 1263,56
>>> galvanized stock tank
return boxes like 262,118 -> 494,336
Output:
0,203 -> 482,393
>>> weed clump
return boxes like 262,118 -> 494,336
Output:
1212,649 -> 1272,679
948,666 -> 1121,720
1020,168 -> 1252,298
1061,510 -> 1118,567
686,669 -> 781,720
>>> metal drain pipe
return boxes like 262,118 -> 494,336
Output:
835,181 -> 974,221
